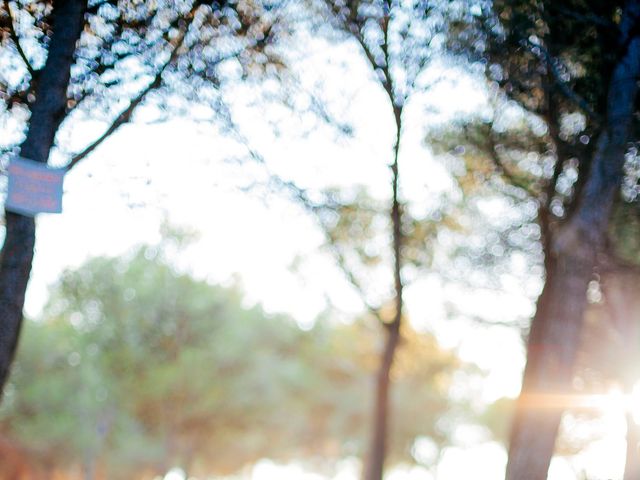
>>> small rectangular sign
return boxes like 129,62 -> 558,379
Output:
5,156 -> 65,216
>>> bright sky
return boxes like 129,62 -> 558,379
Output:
12,32 -> 632,480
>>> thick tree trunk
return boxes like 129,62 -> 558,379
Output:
505,3 -> 640,478
506,254 -> 594,480
0,0 -> 86,393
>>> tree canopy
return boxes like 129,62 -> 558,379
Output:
0,240 -> 467,478
1,1 -> 640,479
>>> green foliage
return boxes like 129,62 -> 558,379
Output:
430,0 -> 640,289
609,196 -> 640,265
444,8 -> 640,476
0,242 -> 465,477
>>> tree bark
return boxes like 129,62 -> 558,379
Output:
363,106 -> 403,480
505,2 -> 640,478
506,255 -> 592,480
364,320 -> 401,480
0,0 -> 86,393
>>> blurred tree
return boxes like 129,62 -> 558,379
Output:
445,1 -> 640,478
0,0 -> 287,394
0,0 -> 87,409
0,237 -> 464,478
300,2 -> 459,478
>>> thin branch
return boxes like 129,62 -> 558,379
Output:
336,4 -> 404,329
379,8 -> 398,113
66,74 -> 163,169
67,3 -> 276,169
215,95 -> 385,323
66,54 -> 176,169
547,4 -> 617,31
537,85 -> 570,252
537,154 -> 564,259
480,126 -> 539,198
323,232 -> 384,323
546,154 -> 564,210
65,43 -> 164,117
496,76 -> 546,118
67,5 -> 200,169
4,0 -> 35,76
458,311 -> 527,332
525,38 -> 602,124
352,28 -> 382,70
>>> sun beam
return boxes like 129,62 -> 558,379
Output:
517,384 -> 640,420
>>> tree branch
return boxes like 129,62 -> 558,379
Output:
4,0 -> 35,76
213,95 -> 385,323
324,231 -> 384,323
66,4 -> 200,169
547,4 -> 617,31
66,74 -> 163,169
525,38 -> 602,124
483,129 -> 539,198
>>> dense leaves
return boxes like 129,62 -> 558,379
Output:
0,241 -> 464,477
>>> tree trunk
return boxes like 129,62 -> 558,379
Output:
363,320 -> 401,480
505,2 -> 640,478
0,0 -> 86,393
363,108 -> 403,480
506,254 -> 593,480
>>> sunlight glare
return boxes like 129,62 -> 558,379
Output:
600,386 -> 626,417
163,468 -> 186,480
597,383 -> 640,426
631,382 -> 640,425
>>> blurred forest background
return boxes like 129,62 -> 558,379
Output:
0,0 -> 639,479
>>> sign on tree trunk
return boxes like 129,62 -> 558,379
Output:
6,157 -> 65,216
